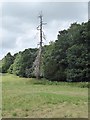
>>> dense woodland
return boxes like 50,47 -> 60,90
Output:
0,21 -> 90,82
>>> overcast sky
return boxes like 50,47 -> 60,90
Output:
0,2 -> 88,59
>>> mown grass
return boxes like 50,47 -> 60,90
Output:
1,73 -> 88,118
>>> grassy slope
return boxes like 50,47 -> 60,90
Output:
2,74 -> 88,118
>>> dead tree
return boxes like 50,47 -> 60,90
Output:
32,12 -> 46,79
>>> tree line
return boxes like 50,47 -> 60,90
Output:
0,21 -> 89,82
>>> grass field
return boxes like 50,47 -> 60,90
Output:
1,74 -> 88,118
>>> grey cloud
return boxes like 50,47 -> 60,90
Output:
2,2 -> 87,22
2,2 -> 88,33
2,16 -> 36,33
2,33 -> 17,49
2,28 -> 21,50
2,2 -> 88,31
1,2 -> 88,59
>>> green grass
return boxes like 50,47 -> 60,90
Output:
1,74 -> 88,118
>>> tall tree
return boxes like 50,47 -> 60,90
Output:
2,52 -> 14,73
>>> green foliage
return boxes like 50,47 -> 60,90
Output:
12,48 -> 37,77
66,44 -> 88,81
2,53 -> 14,73
43,21 -> 89,82
8,64 -> 14,74
66,22 -> 89,81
